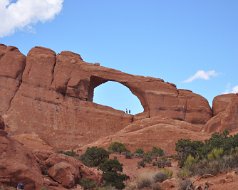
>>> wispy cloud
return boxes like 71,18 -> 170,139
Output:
223,85 -> 238,94
183,70 -> 218,83
0,0 -> 64,37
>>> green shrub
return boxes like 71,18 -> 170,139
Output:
99,159 -> 129,189
207,148 -> 224,160
108,142 -> 128,153
177,168 -> 191,178
79,178 -> 97,189
153,172 -> 168,183
175,139 -> 204,167
137,178 -> 152,189
62,150 -> 78,157
142,152 -> 153,163
151,147 -> 164,157
160,168 -> 173,178
134,148 -> 144,156
183,155 -> 197,169
156,157 -> 172,168
125,151 -> 133,159
80,146 -> 109,167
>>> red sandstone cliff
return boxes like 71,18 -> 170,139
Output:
0,44 -> 214,149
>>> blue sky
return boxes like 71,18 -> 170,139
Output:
1,0 -> 238,114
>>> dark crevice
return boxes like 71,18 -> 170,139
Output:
5,59 -> 26,112
50,56 -> 57,85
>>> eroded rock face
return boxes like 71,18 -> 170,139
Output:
0,116 -> 5,130
0,130 -> 43,189
205,94 -> 238,132
0,44 -> 213,149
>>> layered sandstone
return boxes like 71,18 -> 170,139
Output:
0,44 -> 231,150
205,94 -> 238,132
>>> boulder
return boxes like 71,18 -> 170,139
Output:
204,94 -> 238,132
0,131 -> 43,189
48,162 -> 78,188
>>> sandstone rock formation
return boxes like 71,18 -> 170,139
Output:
0,130 -> 101,189
0,44 -> 213,150
0,129 -> 43,189
80,117 -> 210,154
205,94 -> 238,132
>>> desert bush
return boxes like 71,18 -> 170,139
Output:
160,168 -> 173,178
137,177 -> 152,189
175,139 -> 204,167
153,172 -> 168,183
62,150 -> 78,157
179,179 -> 193,190
135,148 -> 144,155
207,148 -> 224,160
151,147 -> 164,157
80,146 -> 109,167
137,160 -> 146,168
99,159 -> 129,189
156,157 -> 172,168
183,155 -> 197,169
177,168 -> 191,178
108,142 -> 128,153
125,151 -> 133,159
175,130 -> 238,168
78,178 -> 97,189
142,152 -> 153,163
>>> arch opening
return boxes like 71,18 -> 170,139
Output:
93,81 -> 144,115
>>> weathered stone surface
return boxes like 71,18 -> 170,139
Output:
44,153 -> 102,184
0,45 -> 25,114
0,116 -> 5,130
80,116 -> 209,154
48,162 -> 78,188
204,94 -> 238,132
0,44 -> 213,149
0,130 -> 43,189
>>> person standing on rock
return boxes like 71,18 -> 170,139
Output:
17,183 -> 24,190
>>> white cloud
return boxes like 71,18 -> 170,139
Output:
231,86 -> 238,93
223,85 -> 238,94
183,70 -> 218,83
0,0 -> 64,37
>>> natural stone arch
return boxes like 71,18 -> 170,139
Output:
88,76 -> 147,113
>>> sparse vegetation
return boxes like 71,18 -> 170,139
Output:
134,148 -> 144,157
153,172 -> 168,183
99,159 -> 129,189
179,179 -> 193,190
151,147 -> 164,157
80,146 -> 109,167
61,149 -> 78,157
78,178 -> 97,189
137,177 -> 152,189
108,142 -> 128,153
154,157 -> 172,168
176,130 -> 238,177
